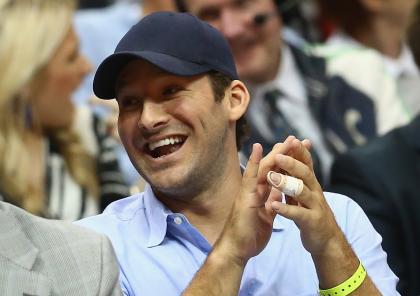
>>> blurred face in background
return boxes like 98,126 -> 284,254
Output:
185,0 -> 282,84
360,0 -> 418,28
31,26 -> 91,131
380,0 -> 417,28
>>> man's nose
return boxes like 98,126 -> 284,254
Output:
138,100 -> 169,131
218,9 -> 248,41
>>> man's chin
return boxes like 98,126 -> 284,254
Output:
236,54 -> 278,83
150,181 -> 193,200
238,68 -> 271,84
147,172 -> 188,192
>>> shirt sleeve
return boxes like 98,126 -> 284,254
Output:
326,192 -> 400,296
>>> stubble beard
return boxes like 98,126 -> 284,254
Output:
150,123 -> 229,202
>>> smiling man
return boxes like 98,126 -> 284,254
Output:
77,11 -> 398,296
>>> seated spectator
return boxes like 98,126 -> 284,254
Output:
77,11 -> 398,295
0,200 -> 121,295
309,44 -> 410,137
178,0 -> 408,185
0,0 -> 129,220
329,6 -> 420,295
318,0 -> 420,117
330,115 -> 420,296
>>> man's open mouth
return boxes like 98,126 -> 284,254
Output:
145,136 -> 187,159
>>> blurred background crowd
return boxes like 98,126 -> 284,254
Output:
0,0 -> 419,295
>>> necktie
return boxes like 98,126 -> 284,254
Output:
263,89 -> 324,184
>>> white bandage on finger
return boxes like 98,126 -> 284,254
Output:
266,171 -> 304,197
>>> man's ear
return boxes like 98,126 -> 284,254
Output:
226,80 -> 250,121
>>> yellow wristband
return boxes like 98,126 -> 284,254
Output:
319,262 -> 366,296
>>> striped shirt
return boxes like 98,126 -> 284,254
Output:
1,107 -> 130,221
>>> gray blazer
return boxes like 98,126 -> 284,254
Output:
0,201 -> 122,295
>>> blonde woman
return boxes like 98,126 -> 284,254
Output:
0,0 -> 129,220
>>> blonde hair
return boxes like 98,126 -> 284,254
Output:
0,0 -> 98,215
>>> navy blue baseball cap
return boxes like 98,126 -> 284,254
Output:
93,11 -> 239,99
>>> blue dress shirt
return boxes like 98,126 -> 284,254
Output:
77,184 -> 399,296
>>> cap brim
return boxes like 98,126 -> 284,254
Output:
93,51 -> 211,99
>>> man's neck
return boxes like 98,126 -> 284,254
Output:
244,42 -> 282,87
157,153 -> 243,245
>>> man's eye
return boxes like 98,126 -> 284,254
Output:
118,97 -> 140,109
163,86 -> 182,96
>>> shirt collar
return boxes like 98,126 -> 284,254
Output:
382,44 -> 420,78
142,181 -> 287,247
143,184 -> 172,248
327,31 -> 420,78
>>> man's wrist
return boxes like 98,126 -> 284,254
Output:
311,231 -> 360,289
211,239 -> 249,269
319,261 -> 367,296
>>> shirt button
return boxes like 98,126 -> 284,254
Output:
174,216 -> 183,225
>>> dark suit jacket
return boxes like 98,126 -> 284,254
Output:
242,45 -> 377,185
0,201 -> 122,295
329,115 -> 420,296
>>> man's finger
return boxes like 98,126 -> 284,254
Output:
271,201 -> 310,227
242,143 -> 263,194
275,154 -> 320,191
290,138 -> 314,170
267,171 -> 317,208
257,136 -> 295,184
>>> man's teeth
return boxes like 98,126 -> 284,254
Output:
149,137 -> 183,151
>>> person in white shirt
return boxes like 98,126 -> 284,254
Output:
318,0 -> 420,117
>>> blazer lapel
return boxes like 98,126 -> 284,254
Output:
289,44 -> 377,154
400,115 -> 420,178
402,115 -> 420,151
0,203 -> 52,295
